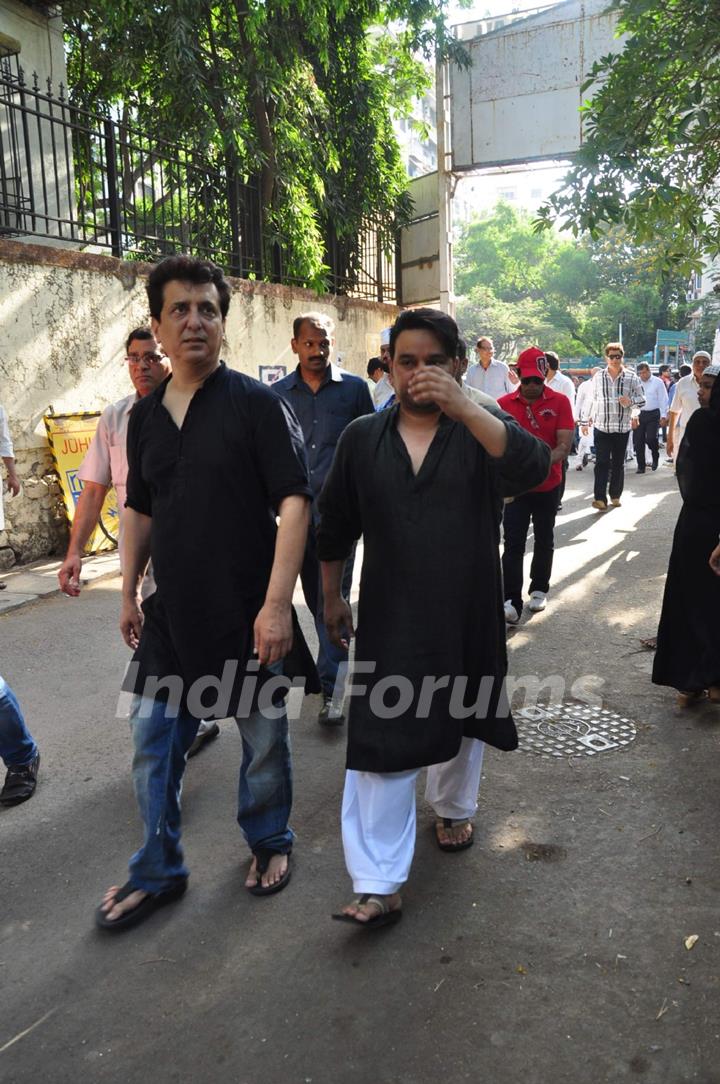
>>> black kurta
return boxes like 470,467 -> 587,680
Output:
123,363 -> 319,718
317,403 -> 551,772
653,388 -> 720,693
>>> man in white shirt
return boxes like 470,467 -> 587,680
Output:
667,351 -> 711,464
574,367 -> 600,468
58,328 -> 170,593
633,362 -> 669,472
465,336 -> 515,399
544,351 -> 575,507
372,329 -> 395,409
544,352 -> 576,411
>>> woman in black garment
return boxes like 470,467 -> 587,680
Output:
653,364 -> 720,705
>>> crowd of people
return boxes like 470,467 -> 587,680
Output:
1,255 -> 718,931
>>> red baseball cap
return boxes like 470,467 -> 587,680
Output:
516,347 -> 548,379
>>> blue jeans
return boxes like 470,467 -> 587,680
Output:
0,676 -> 38,769
127,679 -> 293,894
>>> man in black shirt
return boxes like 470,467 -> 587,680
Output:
96,257 -> 315,931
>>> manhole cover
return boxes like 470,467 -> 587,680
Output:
515,702 -> 637,759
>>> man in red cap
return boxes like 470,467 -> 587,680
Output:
498,348 -> 574,623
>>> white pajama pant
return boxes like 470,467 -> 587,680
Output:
342,737 -> 485,895
577,425 -> 594,458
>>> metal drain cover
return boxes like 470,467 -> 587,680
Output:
515,703 -> 637,759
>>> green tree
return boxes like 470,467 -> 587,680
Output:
535,0 -> 720,276
692,292 -> 720,355
62,0 -> 468,288
455,204 -> 690,358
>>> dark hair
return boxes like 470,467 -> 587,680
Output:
679,364 -> 691,377
146,256 -> 231,320
457,338 -> 467,362
389,308 -> 459,361
659,364 -> 670,374
637,362 -> 650,372
544,350 -> 560,372
125,326 -> 154,353
292,311 -> 335,339
367,356 -> 384,377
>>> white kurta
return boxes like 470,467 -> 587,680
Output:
669,374 -> 701,457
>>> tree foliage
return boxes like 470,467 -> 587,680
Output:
535,0 -> 720,277
692,292 -> 720,355
455,203 -> 690,359
62,0 -> 467,287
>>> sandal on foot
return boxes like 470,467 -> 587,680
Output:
435,818 -> 474,853
247,849 -> 292,897
640,637 -> 657,650
708,686 -> 720,703
676,690 -> 705,708
332,894 -> 402,929
95,879 -> 187,932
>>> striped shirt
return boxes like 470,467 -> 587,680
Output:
581,367 -> 645,433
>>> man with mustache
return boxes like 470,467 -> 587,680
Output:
273,313 -> 374,726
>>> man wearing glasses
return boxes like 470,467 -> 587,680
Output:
498,348 -> 574,623
579,342 -> 645,511
465,337 -> 516,399
58,327 -> 170,592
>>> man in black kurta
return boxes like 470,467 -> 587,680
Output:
318,308 -> 549,928
97,257 -> 315,932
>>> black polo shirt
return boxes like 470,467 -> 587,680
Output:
123,362 -> 317,716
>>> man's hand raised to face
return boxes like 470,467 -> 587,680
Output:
407,366 -> 469,421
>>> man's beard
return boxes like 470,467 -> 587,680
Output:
400,390 -> 440,414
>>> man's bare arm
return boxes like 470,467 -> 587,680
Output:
551,428 -> 573,464
666,409 -> 679,455
120,508 -> 152,649
58,481 -> 109,595
253,494 -> 310,666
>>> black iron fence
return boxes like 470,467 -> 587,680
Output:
0,57 -> 398,302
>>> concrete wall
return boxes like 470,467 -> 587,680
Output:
0,239 -> 398,565
0,0 -> 66,86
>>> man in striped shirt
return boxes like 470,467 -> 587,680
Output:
579,342 -> 645,510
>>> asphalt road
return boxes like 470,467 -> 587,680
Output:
1,458 -> 719,1084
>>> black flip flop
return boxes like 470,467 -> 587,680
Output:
247,850 -> 292,897
332,894 -> 403,929
435,818 -> 474,853
95,879 -> 187,932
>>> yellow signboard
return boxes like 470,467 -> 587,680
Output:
44,413 -> 118,554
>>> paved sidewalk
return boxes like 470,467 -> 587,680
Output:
1,459 -> 719,1084
0,551 -> 121,614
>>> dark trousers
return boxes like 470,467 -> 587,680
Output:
556,457 -> 568,508
593,429 -> 629,502
633,409 -> 660,469
502,487 -> 560,613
